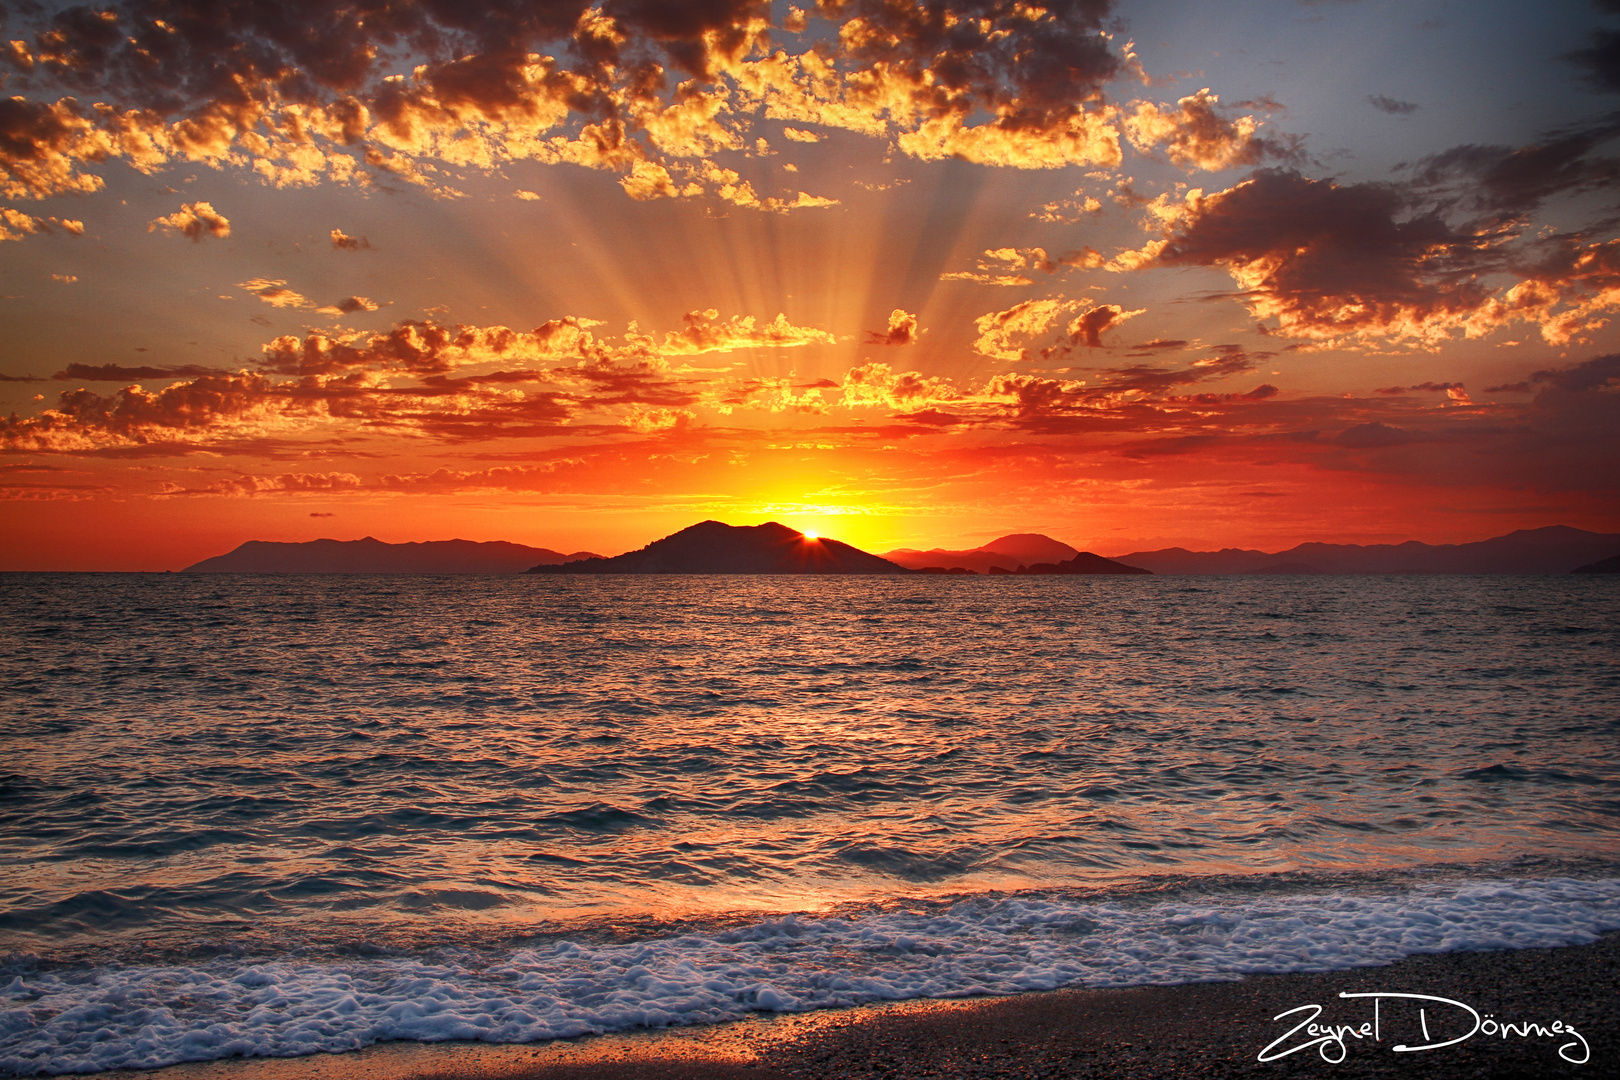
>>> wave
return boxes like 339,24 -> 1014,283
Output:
3,874 -> 1617,1075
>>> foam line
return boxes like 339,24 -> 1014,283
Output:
3,877 -> 1617,1075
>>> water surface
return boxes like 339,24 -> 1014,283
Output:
2,574 -> 1617,1073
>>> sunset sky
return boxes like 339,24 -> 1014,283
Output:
3,0 -> 1618,570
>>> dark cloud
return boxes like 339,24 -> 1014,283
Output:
600,0 -> 771,78
1123,339 -> 1189,357
1412,118 -> 1620,220
1314,353 -> 1620,495
1336,422 -> 1435,449
894,408 -> 964,426
1154,169 -> 1495,343
1522,351 -> 1620,393
1375,381 -> 1465,395
1067,304 -> 1136,349
6,2 -> 595,109
1084,344 -> 1258,396
324,296 -> 380,315
823,0 -> 1120,129
53,363 -> 226,381
1368,94 -> 1418,115
1564,28 -> 1620,94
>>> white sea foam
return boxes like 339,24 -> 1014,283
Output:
3,876 -> 1618,1075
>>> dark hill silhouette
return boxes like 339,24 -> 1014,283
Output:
884,532 -> 1147,574
527,520 -> 908,574
186,537 -> 598,574
884,532 -> 1079,573
1112,526 -> 1620,575
981,533 -> 1082,564
1573,554 -> 1620,574
1002,552 -> 1153,576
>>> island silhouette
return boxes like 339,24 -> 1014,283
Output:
1111,525 -> 1620,576
185,537 -> 600,574
179,524 -> 1620,575
526,520 -> 909,574
884,534 -> 1149,575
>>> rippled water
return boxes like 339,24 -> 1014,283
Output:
2,573 -> 1618,1073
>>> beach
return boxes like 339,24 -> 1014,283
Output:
87,932 -> 1615,1080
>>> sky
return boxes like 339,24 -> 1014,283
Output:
2,0 -> 1618,570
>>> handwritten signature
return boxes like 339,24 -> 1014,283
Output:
1258,992 -> 1590,1065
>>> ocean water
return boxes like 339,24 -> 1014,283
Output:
1,573 -> 1617,1074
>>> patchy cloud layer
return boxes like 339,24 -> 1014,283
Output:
0,0 -> 1295,217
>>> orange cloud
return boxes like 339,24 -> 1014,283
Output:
1,307 -> 843,453
864,309 -> 919,345
624,405 -> 696,433
0,96 -> 117,199
163,471 -> 366,497
330,228 -> 369,250
150,201 -> 231,241
971,299 -> 1075,361
710,376 -> 831,414
654,309 -> 836,354
0,0 -> 1176,218
1,206 -> 87,242
942,246 -> 1106,285
1124,89 -> 1297,172
838,362 -> 959,410
239,278 -> 311,308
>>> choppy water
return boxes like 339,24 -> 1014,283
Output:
2,573 -> 1618,1074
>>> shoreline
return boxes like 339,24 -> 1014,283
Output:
83,933 -> 1617,1080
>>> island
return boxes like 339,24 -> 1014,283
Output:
526,520 -> 909,574
185,537 -> 599,574
884,533 -> 1151,575
1112,525 -> 1620,575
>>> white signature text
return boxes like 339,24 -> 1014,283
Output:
1257,992 -> 1590,1065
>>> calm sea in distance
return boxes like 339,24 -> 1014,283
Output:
2,573 -> 1618,1073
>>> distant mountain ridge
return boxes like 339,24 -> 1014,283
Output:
186,537 -> 599,574
183,525 -> 1620,576
528,520 -> 907,574
1111,526 -> 1620,575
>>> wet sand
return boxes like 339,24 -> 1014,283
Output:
96,933 -> 1617,1080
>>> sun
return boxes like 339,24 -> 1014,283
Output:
802,530 -> 819,540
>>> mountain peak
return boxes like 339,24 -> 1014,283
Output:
530,520 -> 906,575
980,533 -> 1081,564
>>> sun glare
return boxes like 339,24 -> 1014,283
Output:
802,531 -> 819,540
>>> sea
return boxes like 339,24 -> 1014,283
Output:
1,573 -> 1617,1075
